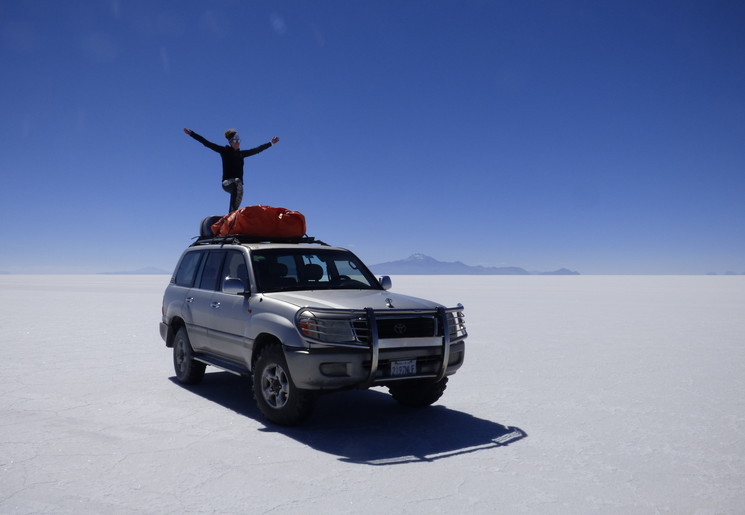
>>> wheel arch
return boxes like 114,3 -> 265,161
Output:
251,332 -> 282,370
165,317 -> 186,348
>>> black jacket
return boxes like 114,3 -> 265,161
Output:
189,131 -> 272,181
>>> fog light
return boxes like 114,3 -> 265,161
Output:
320,363 -> 349,377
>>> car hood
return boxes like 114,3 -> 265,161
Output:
266,289 -> 443,311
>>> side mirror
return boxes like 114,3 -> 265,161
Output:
222,277 -> 249,296
379,275 -> 392,290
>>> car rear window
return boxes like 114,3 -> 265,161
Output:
175,251 -> 203,287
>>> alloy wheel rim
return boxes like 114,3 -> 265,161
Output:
261,364 -> 289,408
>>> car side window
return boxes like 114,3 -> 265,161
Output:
175,251 -> 203,287
198,251 -> 226,291
222,251 -> 250,290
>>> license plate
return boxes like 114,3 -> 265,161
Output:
390,359 -> 416,376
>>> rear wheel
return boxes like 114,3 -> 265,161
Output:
173,327 -> 206,384
253,343 -> 315,426
388,377 -> 448,407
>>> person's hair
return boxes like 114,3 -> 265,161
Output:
225,129 -> 237,140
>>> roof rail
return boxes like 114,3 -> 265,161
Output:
190,235 -> 329,247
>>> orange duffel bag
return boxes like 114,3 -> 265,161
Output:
210,205 -> 306,238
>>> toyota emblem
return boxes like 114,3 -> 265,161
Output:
393,323 -> 407,336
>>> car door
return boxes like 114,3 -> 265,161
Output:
206,250 -> 254,362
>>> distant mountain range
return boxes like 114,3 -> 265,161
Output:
99,267 -> 170,275
369,254 -> 579,275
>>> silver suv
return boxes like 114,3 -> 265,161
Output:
159,233 -> 467,425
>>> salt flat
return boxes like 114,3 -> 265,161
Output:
1,275 -> 744,514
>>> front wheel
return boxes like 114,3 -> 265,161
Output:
173,327 -> 206,384
388,377 -> 448,407
253,343 -> 315,426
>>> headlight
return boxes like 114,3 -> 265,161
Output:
297,310 -> 359,343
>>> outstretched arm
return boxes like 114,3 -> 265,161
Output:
183,128 -> 222,152
242,137 -> 279,157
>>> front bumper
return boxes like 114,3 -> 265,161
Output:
287,305 -> 467,390
285,341 -> 466,390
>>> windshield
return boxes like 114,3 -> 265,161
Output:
251,248 -> 381,293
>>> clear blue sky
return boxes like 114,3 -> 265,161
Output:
1,1 -> 744,274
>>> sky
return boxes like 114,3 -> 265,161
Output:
1,0 -> 744,275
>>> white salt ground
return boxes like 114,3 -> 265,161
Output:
1,274 -> 743,514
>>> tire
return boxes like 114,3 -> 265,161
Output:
253,343 -> 315,426
173,327 -> 206,385
388,377 -> 448,407
199,216 -> 223,238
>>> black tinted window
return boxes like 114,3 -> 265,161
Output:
175,251 -> 203,287
199,251 -> 225,291
222,251 -> 250,290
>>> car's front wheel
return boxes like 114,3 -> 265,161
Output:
253,342 -> 315,426
173,327 -> 206,385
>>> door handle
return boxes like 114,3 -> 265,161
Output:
186,297 -> 194,303
210,302 -> 221,309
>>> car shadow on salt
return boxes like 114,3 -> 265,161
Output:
171,371 -> 527,465
283,389 -> 528,465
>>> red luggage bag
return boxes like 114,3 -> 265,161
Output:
210,205 -> 306,238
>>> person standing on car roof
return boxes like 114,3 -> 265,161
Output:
183,127 -> 280,213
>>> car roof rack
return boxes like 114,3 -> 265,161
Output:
190,234 -> 329,247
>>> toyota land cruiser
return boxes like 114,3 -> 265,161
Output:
159,233 -> 467,425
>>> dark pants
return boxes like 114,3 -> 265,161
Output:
222,178 -> 243,213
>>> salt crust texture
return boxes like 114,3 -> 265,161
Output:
1,275 -> 743,513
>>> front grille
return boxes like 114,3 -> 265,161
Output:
298,306 -> 466,346
351,319 -> 370,343
376,316 -> 436,339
